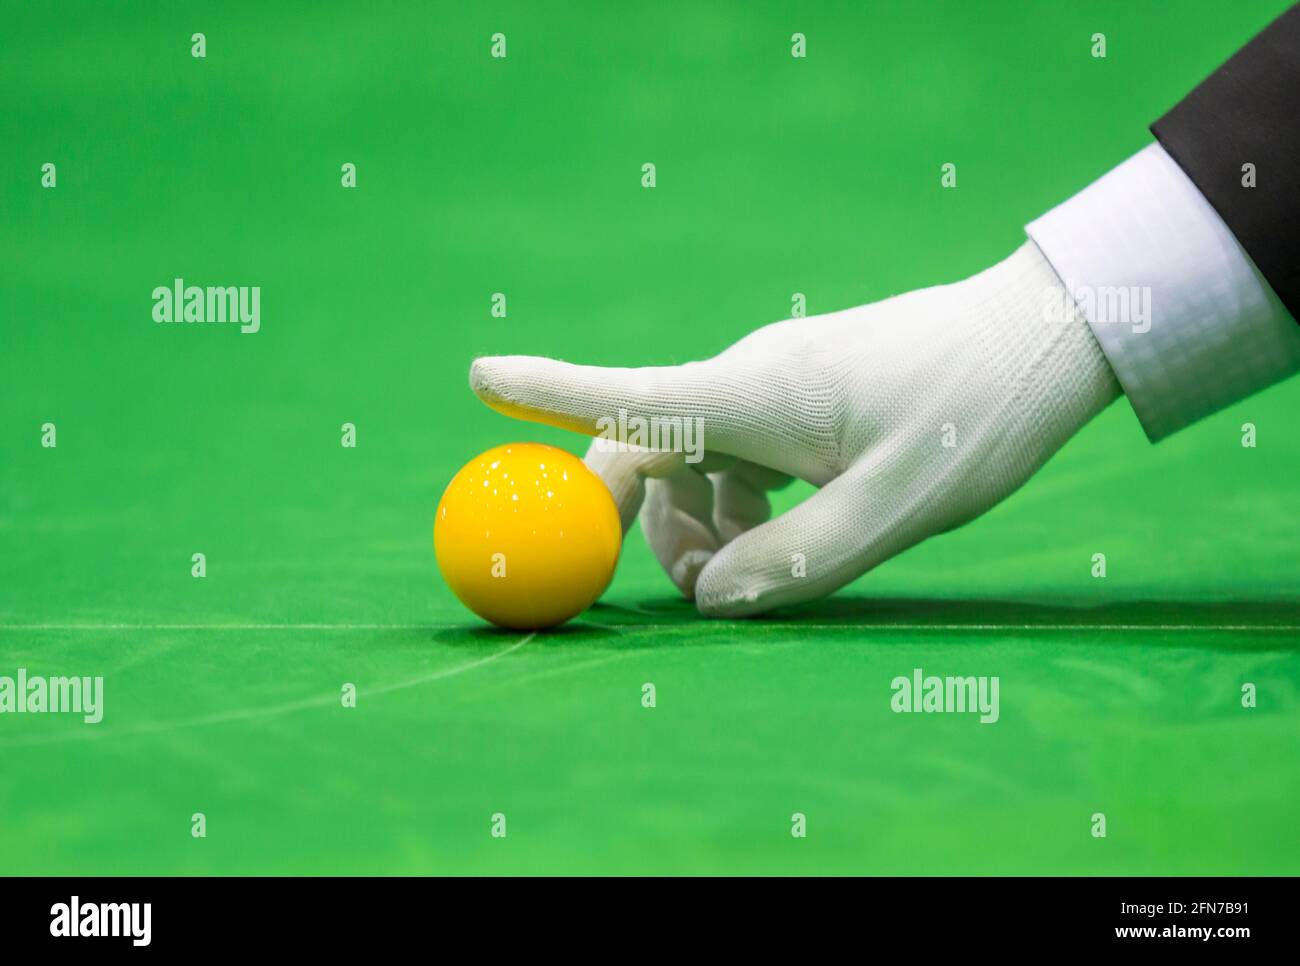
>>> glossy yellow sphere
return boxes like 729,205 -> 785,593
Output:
435,443 -> 622,630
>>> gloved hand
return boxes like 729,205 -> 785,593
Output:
469,240 -> 1121,616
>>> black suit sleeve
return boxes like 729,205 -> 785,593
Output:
1151,2 -> 1300,321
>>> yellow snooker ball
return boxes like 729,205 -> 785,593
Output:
435,443 -> 622,630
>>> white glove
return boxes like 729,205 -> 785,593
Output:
469,240 -> 1121,616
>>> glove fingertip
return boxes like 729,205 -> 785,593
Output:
670,548 -> 715,600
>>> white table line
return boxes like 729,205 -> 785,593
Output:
0,633 -> 535,749
0,623 -> 1296,632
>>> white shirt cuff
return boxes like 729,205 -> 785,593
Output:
1026,142 -> 1300,442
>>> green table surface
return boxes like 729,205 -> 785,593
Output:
2,0 -> 1297,875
